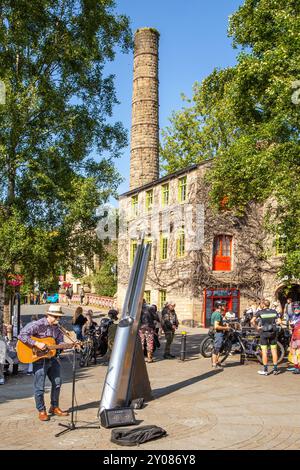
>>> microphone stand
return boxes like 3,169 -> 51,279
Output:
55,323 -> 100,437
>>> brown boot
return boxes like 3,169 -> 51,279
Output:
147,352 -> 153,363
48,406 -> 69,416
38,410 -> 50,421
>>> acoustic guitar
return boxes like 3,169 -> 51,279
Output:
16,336 -> 79,363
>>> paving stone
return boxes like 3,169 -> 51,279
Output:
1,326 -> 300,450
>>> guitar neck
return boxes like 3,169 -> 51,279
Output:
47,343 -> 74,350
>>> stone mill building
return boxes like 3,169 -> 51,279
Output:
117,27 -> 300,326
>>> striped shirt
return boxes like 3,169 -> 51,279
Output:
18,317 -> 64,347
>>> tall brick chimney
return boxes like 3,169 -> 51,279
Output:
129,28 -> 159,190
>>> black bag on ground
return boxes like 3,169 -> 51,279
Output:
111,425 -> 167,446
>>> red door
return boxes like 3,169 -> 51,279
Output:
203,288 -> 240,327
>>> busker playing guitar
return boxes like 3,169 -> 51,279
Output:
18,305 -> 77,422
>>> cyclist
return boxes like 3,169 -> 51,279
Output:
251,299 -> 281,375
83,310 -> 97,336
211,301 -> 230,370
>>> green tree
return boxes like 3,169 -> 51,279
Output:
161,0 -> 300,279
0,0 -> 132,331
82,242 -> 117,297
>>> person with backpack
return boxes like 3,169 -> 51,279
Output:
99,309 -> 119,364
139,301 -> 159,363
161,301 -> 179,359
152,304 -> 161,350
251,299 -> 282,375
83,310 -> 97,336
107,309 -> 119,358
72,306 -> 87,341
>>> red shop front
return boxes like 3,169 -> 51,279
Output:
203,287 -> 240,327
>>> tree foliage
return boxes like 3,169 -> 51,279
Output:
0,0 -> 132,328
160,0 -> 300,280
81,241 -> 117,297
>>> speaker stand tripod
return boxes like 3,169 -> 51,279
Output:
55,348 -> 100,437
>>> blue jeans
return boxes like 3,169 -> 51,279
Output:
33,358 -> 61,411
73,325 -> 83,341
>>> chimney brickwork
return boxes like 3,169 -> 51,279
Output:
130,28 -> 159,190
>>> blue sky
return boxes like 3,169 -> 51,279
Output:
106,0 -> 244,199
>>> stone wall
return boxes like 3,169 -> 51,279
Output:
118,163 -> 284,325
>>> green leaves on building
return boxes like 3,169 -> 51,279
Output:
160,0 -> 300,279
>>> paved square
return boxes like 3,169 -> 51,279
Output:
1,326 -> 299,450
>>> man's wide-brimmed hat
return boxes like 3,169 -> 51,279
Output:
46,305 -> 65,317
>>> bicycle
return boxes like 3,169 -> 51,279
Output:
200,325 -> 285,365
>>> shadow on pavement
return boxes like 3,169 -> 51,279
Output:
73,400 -> 100,412
152,369 -> 223,399
0,353 -> 96,405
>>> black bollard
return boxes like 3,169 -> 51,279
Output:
180,331 -> 187,361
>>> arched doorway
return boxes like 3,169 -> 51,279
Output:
276,284 -> 300,310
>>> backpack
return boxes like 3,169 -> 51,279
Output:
111,425 -> 167,446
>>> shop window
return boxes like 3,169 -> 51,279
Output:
204,288 -> 240,327
213,235 -> 232,271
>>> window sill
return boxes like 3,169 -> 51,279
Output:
211,270 -> 233,274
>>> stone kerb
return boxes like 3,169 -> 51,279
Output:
59,293 -> 116,309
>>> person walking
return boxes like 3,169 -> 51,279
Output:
152,304 -> 161,350
65,286 -> 72,306
79,286 -> 85,306
106,309 -> 119,359
284,297 -> 294,324
72,306 -> 87,341
42,291 -> 47,304
139,301 -> 159,363
211,301 -> 229,370
18,305 -> 74,421
35,292 -> 41,305
0,331 -> 7,385
161,301 -> 179,359
251,299 -> 281,375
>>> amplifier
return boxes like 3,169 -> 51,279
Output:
100,408 -> 136,428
